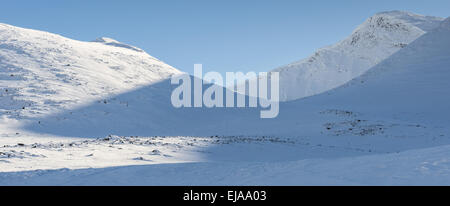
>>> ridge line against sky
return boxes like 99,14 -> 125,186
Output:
0,0 -> 448,77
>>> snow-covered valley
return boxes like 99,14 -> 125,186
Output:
1,11 -> 450,185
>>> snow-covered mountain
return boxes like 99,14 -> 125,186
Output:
318,16 -> 450,122
1,14 -> 450,185
1,16 -> 450,185
19,16 -> 450,144
0,23 -> 182,119
273,11 -> 443,101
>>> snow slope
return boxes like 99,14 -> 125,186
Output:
313,15 -> 450,124
0,23 -> 182,120
272,11 -> 443,101
1,15 -> 450,185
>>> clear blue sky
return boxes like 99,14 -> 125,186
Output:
0,0 -> 448,75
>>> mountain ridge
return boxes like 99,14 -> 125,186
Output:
0,22 -> 182,119
271,11 -> 443,102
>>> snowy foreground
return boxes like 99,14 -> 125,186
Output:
1,11 -> 450,185
0,135 -> 449,185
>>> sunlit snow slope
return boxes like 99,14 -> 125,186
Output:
315,16 -> 450,123
0,23 -> 182,120
273,11 -> 443,101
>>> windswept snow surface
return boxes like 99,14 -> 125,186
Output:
1,15 -> 450,185
273,11 -> 443,101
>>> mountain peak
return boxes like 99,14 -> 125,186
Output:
370,11 -> 444,32
92,37 -> 144,52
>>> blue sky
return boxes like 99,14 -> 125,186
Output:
0,0 -> 448,75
